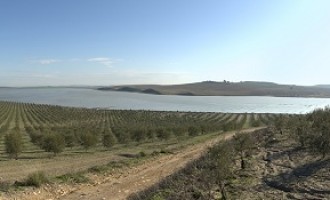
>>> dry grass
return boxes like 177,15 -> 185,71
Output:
0,131 -> 222,183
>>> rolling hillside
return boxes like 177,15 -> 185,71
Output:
98,81 -> 330,97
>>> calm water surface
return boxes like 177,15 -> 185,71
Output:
0,88 -> 330,114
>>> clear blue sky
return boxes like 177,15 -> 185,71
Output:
1,0 -> 330,86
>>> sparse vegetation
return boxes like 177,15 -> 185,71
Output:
128,132 -> 260,200
16,171 -> 49,187
130,108 -> 330,199
276,107 -> 330,158
2,103 -> 329,199
0,182 -> 11,192
0,101 -> 272,192
0,101 -> 270,159
57,172 -> 90,184
232,132 -> 255,169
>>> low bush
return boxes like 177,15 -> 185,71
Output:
57,172 -> 89,184
17,171 -> 49,187
0,181 -> 11,192
88,165 -> 109,174
139,151 -> 147,157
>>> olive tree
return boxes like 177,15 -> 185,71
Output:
5,131 -> 23,159
41,134 -> 65,156
80,132 -> 98,150
103,130 -> 117,148
232,132 -> 255,169
188,126 -> 199,136
209,142 -> 234,200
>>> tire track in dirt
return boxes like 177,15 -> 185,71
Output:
61,127 -> 264,200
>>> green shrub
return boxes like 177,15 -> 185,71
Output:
146,129 -> 157,141
139,151 -> 147,157
251,120 -> 261,127
156,128 -> 171,140
28,130 -> 44,146
151,151 -> 160,156
232,132 -> 255,169
150,193 -> 166,200
41,133 -> 65,155
287,108 -> 330,158
80,132 -> 98,150
24,171 -> 49,187
0,182 -> 11,192
5,131 -> 23,159
64,131 -> 76,148
88,165 -> 109,173
160,149 -> 172,154
103,132 -> 117,148
188,126 -> 199,136
131,129 -> 147,142
172,127 -> 186,137
107,160 -> 129,169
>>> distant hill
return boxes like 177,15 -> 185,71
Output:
315,85 -> 330,89
98,81 -> 330,97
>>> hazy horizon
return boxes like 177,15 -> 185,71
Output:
1,80 -> 329,88
1,0 -> 330,87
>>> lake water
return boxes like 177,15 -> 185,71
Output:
0,88 -> 330,114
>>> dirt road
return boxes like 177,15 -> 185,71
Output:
3,127 -> 264,200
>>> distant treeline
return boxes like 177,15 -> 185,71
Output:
98,81 -> 330,97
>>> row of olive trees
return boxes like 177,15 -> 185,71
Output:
4,124 -> 211,159
4,129 -> 102,159
274,108 -> 330,158
29,125 -> 210,146
28,129 -> 100,153
10,100 -> 229,135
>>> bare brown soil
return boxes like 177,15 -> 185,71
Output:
0,152 -> 121,182
226,129 -> 330,199
2,128 -> 263,200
